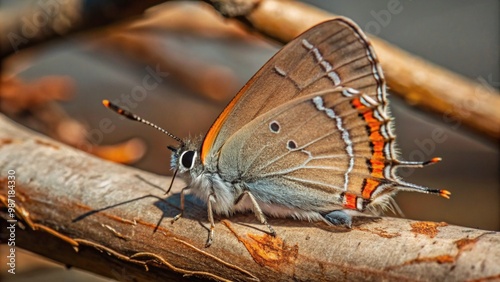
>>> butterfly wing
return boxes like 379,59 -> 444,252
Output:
201,18 -> 388,167
202,17 -> 447,214
217,87 -> 395,212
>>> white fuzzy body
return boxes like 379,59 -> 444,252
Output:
185,171 -> 345,223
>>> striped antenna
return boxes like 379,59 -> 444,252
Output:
102,100 -> 183,144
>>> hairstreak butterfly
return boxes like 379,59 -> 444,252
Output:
103,17 -> 450,247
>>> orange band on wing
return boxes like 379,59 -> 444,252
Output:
343,193 -> 357,209
201,102 -> 234,164
201,84 -> 252,164
362,178 -> 380,199
351,97 -> 388,181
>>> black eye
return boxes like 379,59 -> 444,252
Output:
180,151 -> 196,169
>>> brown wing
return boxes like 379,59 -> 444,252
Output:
216,88 -> 392,211
208,17 -> 449,213
201,17 -> 386,167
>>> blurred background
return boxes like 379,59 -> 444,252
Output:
1,0 -> 498,281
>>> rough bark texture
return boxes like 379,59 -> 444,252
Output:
1,115 -> 499,281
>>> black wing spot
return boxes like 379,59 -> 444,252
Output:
287,140 -> 297,150
269,121 -> 280,133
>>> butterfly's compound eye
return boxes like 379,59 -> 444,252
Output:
180,150 -> 197,170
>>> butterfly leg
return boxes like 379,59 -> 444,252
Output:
171,186 -> 190,224
205,193 -> 216,248
324,210 -> 353,228
243,191 -> 276,237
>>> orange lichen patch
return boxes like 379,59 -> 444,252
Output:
222,220 -> 298,269
356,227 -> 401,239
385,254 -> 455,271
385,233 -> 487,271
0,138 -> 13,146
410,221 -> 447,238
454,237 -> 478,252
408,254 -> 455,265
245,233 -> 299,268
432,255 -> 455,264
35,139 -> 60,149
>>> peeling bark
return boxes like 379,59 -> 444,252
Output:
1,115 -> 499,281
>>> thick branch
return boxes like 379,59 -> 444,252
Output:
0,0 -> 165,58
1,115 -> 499,281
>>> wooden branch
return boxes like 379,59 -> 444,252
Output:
0,0 -> 165,59
206,0 -> 500,140
1,114 -> 499,281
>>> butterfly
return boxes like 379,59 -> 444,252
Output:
103,17 -> 450,247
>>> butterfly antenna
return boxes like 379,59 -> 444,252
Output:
102,100 -> 183,144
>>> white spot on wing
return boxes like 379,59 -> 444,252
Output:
274,66 -> 287,76
360,94 -> 378,107
342,88 -> 360,97
356,198 -> 364,211
351,32 -> 385,103
312,48 -> 323,63
380,124 -> 389,139
312,96 -> 354,191
328,71 -> 341,86
321,61 -> 332,72
302,39 -> 342,86
301,39 -> 314,49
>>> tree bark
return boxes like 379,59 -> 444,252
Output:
0,0 -> 166,59
1,114 -> 499,281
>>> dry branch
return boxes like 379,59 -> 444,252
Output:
0,0 -> 166,59
1,114 -> 499,281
